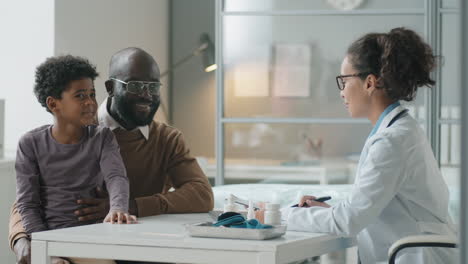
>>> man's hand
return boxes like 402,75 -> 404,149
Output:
104,210 -> 137,224
13,237 -> 31,264
75,187 -> 109,222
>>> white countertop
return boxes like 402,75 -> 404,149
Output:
33,213 -> 348,251
32,213 -> 355,264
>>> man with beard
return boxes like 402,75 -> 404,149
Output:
9,47 -> 214,264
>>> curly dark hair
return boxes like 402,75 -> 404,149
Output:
34,55 -> 99,113
347,27 -> 436,101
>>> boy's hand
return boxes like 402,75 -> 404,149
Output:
13,237 -> 31,264
75,187 -> 109,222
104,210 -> 137,224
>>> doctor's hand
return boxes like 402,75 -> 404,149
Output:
13,237 -> 31,264
104,209 -> 138,224
51,257 -> 70,264
75,187 -> 109,222
299,196 -> 331,208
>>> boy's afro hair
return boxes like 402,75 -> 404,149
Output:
34,55 -> 98,112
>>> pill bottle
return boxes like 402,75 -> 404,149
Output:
247,200 -> 256,220
264,203 -> 281,225
223,195 -> 238,213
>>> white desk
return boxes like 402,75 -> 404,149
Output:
32,213 -> 355,264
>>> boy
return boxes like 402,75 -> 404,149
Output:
15,55 -> 136,264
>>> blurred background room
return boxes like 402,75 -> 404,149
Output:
0,0 -> 464,263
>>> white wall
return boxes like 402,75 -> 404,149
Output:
0,1 -> 55,263
0,0 -> 55,156
172,0 -> 216,157
0,2 -> 54,260
0,1 -> 169,261
55,0 -> 170,122
0,160 -> 16,263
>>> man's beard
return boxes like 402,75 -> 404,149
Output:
115,96 -> 160,127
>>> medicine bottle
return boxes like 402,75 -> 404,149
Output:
247,200 -> 256,220
264,203 -> 281,225
223,195 -> 238,213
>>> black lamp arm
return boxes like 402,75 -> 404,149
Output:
160,42 -> 209,78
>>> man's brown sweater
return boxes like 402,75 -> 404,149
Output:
9,121 -> 214,249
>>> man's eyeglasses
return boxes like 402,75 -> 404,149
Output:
335,72 -> 371,91
110,78 -> 162,95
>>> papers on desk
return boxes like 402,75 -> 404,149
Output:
227,194 -> 261,210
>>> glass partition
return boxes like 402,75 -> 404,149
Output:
216,0 -> 450,190
213,123 -> 369,184
223,15 -> 425,118
439,3 -> 460,227
223,0 -> 424,12
441,14 -> 461,109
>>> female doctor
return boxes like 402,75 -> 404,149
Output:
281,28 -> 457,263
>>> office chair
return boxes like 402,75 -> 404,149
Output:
388,235 -> 457,264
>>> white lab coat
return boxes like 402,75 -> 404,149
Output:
282,106 -> 458,264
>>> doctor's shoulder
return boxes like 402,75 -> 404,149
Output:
375,114 -> 422,142
386,115 -> 428,145
369,126 -> 417,155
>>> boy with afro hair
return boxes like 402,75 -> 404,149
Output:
15,55 -> 136,264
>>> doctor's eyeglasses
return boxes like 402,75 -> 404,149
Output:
336,72 -> 371,91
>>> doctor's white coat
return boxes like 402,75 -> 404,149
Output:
282,106 -> 458,264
